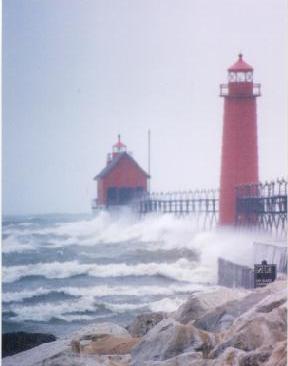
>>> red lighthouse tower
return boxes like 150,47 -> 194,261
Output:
219,54 -> 261,225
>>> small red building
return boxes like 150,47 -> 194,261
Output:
93,136 -> 150,208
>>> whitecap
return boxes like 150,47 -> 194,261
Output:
6,296 -> 97,322
2,258 -> 214,284
3,283 -> 207,303
2,235 -> 35,253
6,295 -> 188,322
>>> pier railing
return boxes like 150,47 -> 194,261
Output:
134,189 -> 219,230
133,178 -> 287,237
235,178 -> 287,239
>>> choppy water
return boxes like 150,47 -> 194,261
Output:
2,211 -> 261,337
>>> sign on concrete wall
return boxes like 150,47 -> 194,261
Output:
254,260 -> 276,288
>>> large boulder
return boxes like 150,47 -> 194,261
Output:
2,339 -> 70,366
71,322 -> 131,342
70,322 -> 137,361
174,287 -> 248,325
141,351 -> 203,365
238,345 -> 273,366
36,352 -> 131,366
212,346 -> 246,366
2,332 -> 57,357
131,318 -> 216,366
193,291 -> 270,332
209,303 -> 286,359
264,341 -> 287,366
81,335 -> 140,355
128,312 -> 167,337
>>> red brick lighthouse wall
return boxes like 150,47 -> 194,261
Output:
219,54 -> 261,225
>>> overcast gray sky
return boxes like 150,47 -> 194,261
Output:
3,0 -> 287,215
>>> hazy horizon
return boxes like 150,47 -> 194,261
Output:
3,0 -> 287,215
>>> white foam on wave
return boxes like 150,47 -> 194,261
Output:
3,211 -> 271,268
58,313 -> 114,322
6,295 -> 187,322
3,211 -> 201,250
3,212 -> 272,298
101,297 -> 186,314
6,296 -> 97,322
2,235 -> 35,254
3,283 -> 207,303
3,288 -> 54,302
3,211 -> 271,288
2,257 -> 213,284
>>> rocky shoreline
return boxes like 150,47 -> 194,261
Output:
2,278 -> 287,366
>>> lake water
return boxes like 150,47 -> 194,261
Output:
2,211 -> 258,337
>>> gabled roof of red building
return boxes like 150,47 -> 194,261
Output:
228,54 -> 253,72
94,152 -> 150,180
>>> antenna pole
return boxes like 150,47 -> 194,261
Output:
148,129 -> 151,192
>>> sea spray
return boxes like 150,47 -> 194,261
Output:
2,212 -> 271,335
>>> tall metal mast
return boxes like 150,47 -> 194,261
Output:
148,129 -> 151,192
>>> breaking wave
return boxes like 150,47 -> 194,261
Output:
2,234 -> 35,254
3,211 -> 269,261
3,283 -> 208,303
3,258 -> 214,284
5,295 -> 187,322
3,212 -> 271,331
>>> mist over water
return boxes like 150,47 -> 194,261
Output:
2,211 -> 270,336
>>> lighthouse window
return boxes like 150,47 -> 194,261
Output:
246,72 -> 253,82
236,72 -> 246,82
229,72 -> 236,82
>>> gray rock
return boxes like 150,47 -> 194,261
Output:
35,351 -> 98,366
255,289 -> 287,313
80,335 -> 140,355
131,318 -> 215,366
264,340 -> 287,366
143,351 -> 202,365
36,352 -> 131,366
71,322 -> 131,342
71,339 -> 81,353
174,295 -> 206,324
212,346 -> 246,366
256,298 -> 286,313
211,345 -> 272,366
174,288 -> 248,325
128,312 -> 167,337
238,345 -> 272,366
193,291 -> 269,332
2,339 -> 70,366
209,305 -> 286,358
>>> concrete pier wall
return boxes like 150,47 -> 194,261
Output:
217,257 -> 254,289
218,241 -> 287,289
